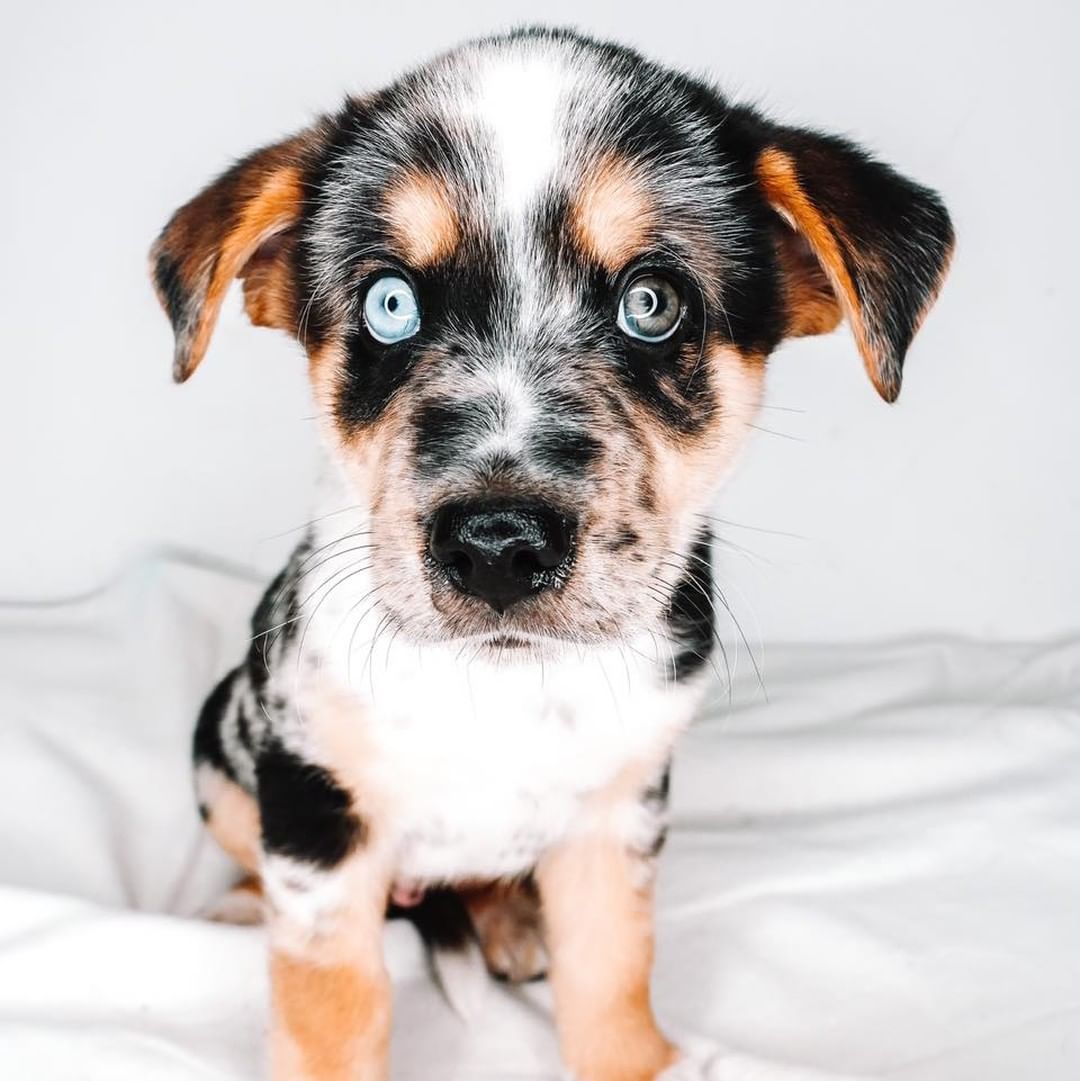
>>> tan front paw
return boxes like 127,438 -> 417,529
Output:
567,1030 -> 679,1081
463,877 -> 549,983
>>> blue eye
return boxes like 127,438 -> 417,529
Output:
617,274 -> 683,342
363,274 -> 420,344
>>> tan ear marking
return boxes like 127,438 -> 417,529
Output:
382,171 -> 460,268
771,217 -> 845,339
571,155 -> 654,272
756,148 -> 874,369
182,165 -> 304,381
150,137 -> 310,383
756,142 -> 954,403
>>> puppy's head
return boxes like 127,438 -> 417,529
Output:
151,28 -> 953,653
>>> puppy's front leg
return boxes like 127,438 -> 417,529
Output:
256,735 -> 389,1081
265,853 -> 392,1081
538,825 -> 678,1081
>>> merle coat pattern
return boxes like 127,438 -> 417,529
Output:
151,27 -> 952,1081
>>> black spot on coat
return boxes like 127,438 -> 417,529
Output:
192,667 -> 242,782
256,742 -> 363,868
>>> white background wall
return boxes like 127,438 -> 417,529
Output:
2,0 -> 1076,642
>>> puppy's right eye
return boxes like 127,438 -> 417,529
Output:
617,273 -> 684,343
363,274 -> 421,344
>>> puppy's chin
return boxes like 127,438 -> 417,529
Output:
425,602 -> 632,656
443,631 -> 578,665
394,602 -> 627,661
380,567 -> 660,658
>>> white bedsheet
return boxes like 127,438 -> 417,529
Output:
1,556 -> 1078,1080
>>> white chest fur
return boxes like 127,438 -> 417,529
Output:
299,620 -> 701,885
370,646 -> 698,883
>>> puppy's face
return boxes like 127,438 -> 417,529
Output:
152,29 -> 953,653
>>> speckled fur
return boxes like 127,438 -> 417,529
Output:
155,26 -> 953,1081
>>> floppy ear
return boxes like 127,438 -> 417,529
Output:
753,123 -> 954,402
149,130 -> 318,382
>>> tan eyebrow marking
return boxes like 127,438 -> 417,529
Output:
382,170 -> 460,268
571,155 -> 654,272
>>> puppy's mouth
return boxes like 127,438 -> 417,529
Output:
446,628 -> 581,661
485,634 -> 531,650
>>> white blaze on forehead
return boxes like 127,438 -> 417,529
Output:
469,53 -> 571,215
490,359 -> 537,426
468,357 -> 540,459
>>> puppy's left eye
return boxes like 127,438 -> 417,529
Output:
617,274 -> 683,343
363,274 -> 421,344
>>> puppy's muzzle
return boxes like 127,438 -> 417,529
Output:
428,501 -> 575,613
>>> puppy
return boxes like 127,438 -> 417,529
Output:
151,26 -> 953,1081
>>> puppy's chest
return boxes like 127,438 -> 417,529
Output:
328,649 -> 695,884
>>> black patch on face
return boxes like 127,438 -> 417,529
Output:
333,249 -> 505,432
337,325 -> 426,429
256,741 -> 363,869
528,426 -> 602,477
414,399 -> 476,476
192,667 -> 241,782
665,531 -> 715,680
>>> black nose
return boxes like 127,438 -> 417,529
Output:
428,501 -> 574,613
